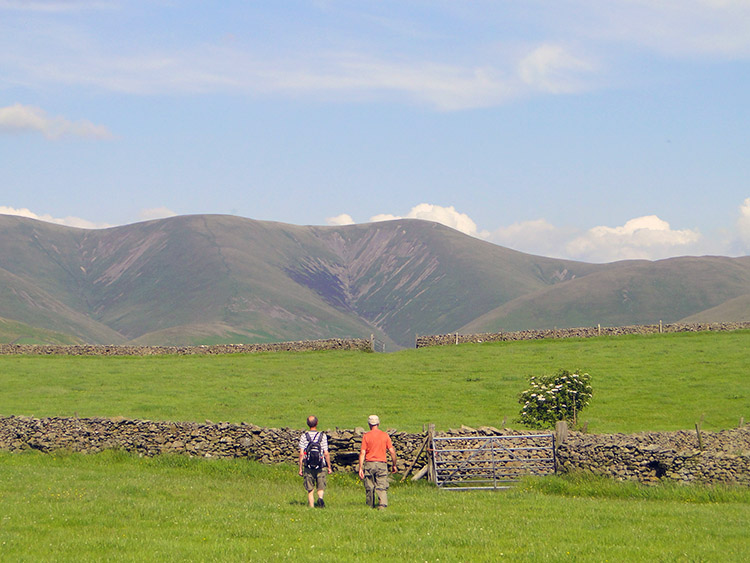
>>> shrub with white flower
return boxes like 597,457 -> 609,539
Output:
517,369 -> 592,429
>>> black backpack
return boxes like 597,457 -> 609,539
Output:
304,432 -> 324,470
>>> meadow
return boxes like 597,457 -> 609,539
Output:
1,450 -> 749,562
1,331 -> 748,433
1,331 -> 749,561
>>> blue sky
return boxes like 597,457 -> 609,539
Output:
1,0 -> 749,263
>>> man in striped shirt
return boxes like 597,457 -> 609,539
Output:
298,415 -> 332,508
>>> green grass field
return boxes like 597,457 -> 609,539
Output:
1,331 -> 749,561
1,331 -> 748,433
1,450 -> 748,562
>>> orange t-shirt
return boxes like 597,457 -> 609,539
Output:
361,428 -> 393,462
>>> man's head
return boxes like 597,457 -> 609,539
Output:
367,414 -> 380,427
307,415 -> 318,428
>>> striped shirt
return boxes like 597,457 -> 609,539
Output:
299,431 -> 329,466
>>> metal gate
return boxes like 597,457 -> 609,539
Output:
431,433 -> 556,490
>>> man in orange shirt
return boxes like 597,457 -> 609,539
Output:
357,414 -> 398,509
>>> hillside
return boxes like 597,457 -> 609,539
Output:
0,213 -> 748,347
462,256 -> 750,333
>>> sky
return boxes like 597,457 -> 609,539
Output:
1,0 -> 750,263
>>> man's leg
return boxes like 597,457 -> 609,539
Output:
363,462 -> 376,507
374,462 -> 389,509
316,470 -> 327,507
304,470 -> 316,507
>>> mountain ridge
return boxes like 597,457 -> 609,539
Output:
1,213 -> 748,348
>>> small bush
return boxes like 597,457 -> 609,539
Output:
518,369 -> 592,429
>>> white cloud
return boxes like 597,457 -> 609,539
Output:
519,44 -> 596,94
18,47 -> 596,111
2,1 -> 749,113
0,7 -> 599,111
487,219 -> 578,258
0,103 -> 113,139
565,215 -> 703,262
370,204 -> 490,238
138,207 -> 177,221
0,206 -> 111,229
357,205 -> 722,262
572,0 -> 750,58
326,213 -> 355,226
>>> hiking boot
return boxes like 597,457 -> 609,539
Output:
316,498 -> 325,508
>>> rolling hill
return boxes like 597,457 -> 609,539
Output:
461,255 -> 750,333
0,213 -> 748,348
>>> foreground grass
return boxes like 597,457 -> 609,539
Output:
1,451 -> 748,562
1,331 -> 748,433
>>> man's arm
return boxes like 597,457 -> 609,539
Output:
358,445 -> 366,479
325,449 -> 333,474
299,448 -> 305,476
389,444 -> 398,473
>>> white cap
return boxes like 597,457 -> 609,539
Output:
368,414 -> 380,426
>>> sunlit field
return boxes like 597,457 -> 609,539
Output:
1,451 -> 748,562
1,331 -> 748,433
1,331 -> 749,561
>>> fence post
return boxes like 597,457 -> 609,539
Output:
554,420 -> 569,447
427,423 -> 436,484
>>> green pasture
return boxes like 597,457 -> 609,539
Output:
1,331 -> 748,433
1,331 -> 749,561
1,450 -> 748,562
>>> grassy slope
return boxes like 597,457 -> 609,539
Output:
0,451 -> 747,562
463,256 -> 750,332
87,216 -> 389,345
309,219 -> 601,345
0,317 -> 84,345
1,331 -> 748,433
680,293 -> 750,323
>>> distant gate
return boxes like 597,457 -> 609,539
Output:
430,433 -> 556,490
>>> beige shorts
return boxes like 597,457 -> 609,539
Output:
303,467 -> 327,492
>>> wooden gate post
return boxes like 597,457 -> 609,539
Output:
427,423 -> 436,484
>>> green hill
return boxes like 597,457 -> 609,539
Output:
462,256 -> 750,332
679,293 -> 750,323
1,213 -> 749,346
0,316 -> 84,345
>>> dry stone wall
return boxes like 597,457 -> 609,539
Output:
416,322 -> 750,348
1,415 -> 748,485
0,337 -> 373,356
0,415 -> 426,472
556,428 -> 750,485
